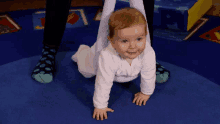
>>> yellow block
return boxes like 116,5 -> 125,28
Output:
187,0 -> 213,31
214,32 -> 220,40
207,0 -> 220,17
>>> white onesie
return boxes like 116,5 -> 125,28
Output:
72,40 -> 156,109
94,41 -> 156,109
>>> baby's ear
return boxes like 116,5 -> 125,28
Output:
108,37 -> 115,45
107,36 -> 113,42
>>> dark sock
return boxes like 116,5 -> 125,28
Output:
156,62 -> 170,83
31,44 -> 58,83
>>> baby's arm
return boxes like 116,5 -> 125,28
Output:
93,51 -> 117,109
93,51 -> 117,120
140,48 -> 156,96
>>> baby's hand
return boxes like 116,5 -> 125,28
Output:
133,92 -> 150,106
93,107 -> 114,121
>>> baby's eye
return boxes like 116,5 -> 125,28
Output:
137,38 -> 143,41
122,40 -> 128,43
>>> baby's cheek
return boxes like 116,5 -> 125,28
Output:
120,44 -> 127,49
137,42 -> 146,53
137,42 -> 145,48
119,45 -> 128,51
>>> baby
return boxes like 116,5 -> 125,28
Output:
72,7 -> 156,121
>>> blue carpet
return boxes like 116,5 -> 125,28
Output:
1,51 -> 220,124
1,6 -> 220,124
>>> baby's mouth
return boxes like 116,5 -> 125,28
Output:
127,52 -> 137,55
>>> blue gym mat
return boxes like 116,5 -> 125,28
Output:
1,51 -> 219,124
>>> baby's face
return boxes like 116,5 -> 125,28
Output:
108,24 -> 147,60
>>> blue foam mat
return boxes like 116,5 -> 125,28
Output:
0,51 -> 219,124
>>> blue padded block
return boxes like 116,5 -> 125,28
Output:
102,0 -> 198,31
154,0 -> 197,31
154,0 -> 197,9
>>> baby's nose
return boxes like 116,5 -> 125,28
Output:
129,41 -> 136,48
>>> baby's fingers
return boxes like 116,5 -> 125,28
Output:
106,108 -> 114,113
143,100 -> 147,105
95,113 -> 100,120
139,99 -> 143,106
104,112 -> 108,119
93,112 -> 100,120
93,112 -> 96,119
100,113 -> 104,121
133,97 -> 137,103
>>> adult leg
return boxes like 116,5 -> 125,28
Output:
31,0 -> 72,83
143,0 -> 170,83
143,0 -> 154,46
43,0 -> 72,47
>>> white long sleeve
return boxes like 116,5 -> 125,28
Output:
93,50 -> 117,109
140,45 -> 156,95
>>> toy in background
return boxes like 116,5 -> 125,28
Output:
33,9 -> 88,30
35,12 -> 80,30
0,14 -> 21,35
199,26 -> 220,44
67,12 -> 80,25
0,24 -> 14,34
